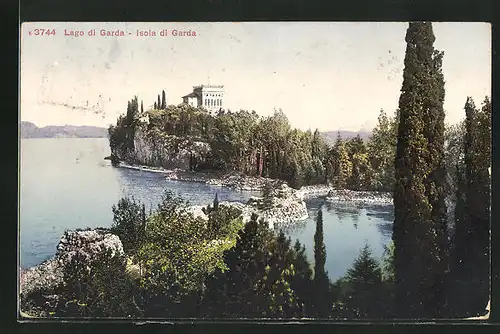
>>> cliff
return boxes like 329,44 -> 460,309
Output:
112,126 -> 211,171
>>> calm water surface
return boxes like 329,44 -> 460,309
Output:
20,138 -> 393,281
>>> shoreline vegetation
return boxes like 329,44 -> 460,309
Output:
21,22 -> 491,319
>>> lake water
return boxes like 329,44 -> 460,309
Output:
19,138 -> 393,281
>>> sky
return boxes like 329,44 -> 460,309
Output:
20,22 -> 491,132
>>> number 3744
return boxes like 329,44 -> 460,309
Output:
31,28 -> 56,36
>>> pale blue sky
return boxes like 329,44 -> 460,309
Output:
20,22 -> 491,131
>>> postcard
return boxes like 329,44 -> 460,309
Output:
19,21 -> 491,321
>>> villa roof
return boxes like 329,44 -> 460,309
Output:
182,92 -> 198,98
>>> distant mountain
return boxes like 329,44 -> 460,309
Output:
20,121 -> 108,138
321,130 -> 372,144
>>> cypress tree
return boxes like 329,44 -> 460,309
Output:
154,101 -> 157,109
141,100 -> 144,114
161,90 -> 166,109
157,94 -> 161,109
314,209 -> 326,280
453,98 -> 477,283
477,97 -> 492,313
393,22 -> 448,318
454,96 -> 491,315
449,160 -> 468,314
213,193 -> 219,212
313,208 -> 330,317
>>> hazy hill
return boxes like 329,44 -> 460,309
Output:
20,121 -> 108,138
321,130 -> 372,144
20,121 -> 370,142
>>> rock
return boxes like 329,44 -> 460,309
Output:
20,228 -> 125,304
325,189 -> 393,205
20,259 -> 63,298
55,229 -> 124,266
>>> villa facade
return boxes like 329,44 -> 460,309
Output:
182,84 -> 225,112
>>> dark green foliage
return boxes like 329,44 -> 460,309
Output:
203,214 -> 311,318
313,208 -> 331,317
346,136 -> 373,190
393,22 -> 449,318
450,96 -> 491,316
444,121 -> 466,197
135,190 -> 241,317
368,109 -> 398,192
338,244 -> 384,318
111,197 -> 146,255
161,90 -> 166,109
55,250 -> 141,317
202,213 -> 272,317
290,240 -> 314,315
108,96 -> 140,160
327,133 -> 352,189
203,194 -> 242,240
313,209 -> 327,281
213,192 -> 219,211
379,241 -> 396,317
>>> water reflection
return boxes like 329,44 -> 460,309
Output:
275,218 -> 308,235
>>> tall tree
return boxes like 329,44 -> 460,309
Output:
313,208 -> 330,317
347,136 -> 372,190
368,109 -> 397,192
443,121 -> 466,205
314,209 -> 327,280
393,22 -> 448,318
161,90 -> 167,109
452,96 -> 491,315
157,94 -> 161,110
111,197 -> 146,254
337,141 -> 352,189
141,100 -> 144,114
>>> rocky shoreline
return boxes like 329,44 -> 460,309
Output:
19,229 -> 126,317
115,162 -> 394,205
117,162 -> 281,191
324,189 -> 393,205
115,162 -> 393,228
187,184 -> 310,229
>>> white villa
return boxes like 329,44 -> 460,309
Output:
182,84 -> 225,112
